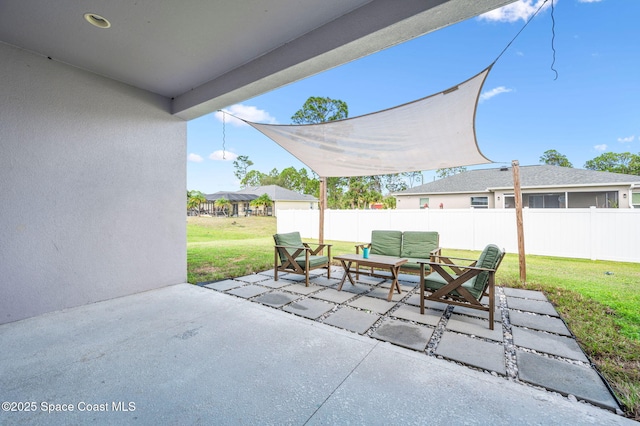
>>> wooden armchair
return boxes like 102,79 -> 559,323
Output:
273,232 -> 331,287
418,244 -> 504,329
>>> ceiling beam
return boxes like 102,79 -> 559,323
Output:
172,0 -> 514,120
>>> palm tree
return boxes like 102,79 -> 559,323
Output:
214,197 -> 231,217
187,190 -> 206,216
250,193 -> 273,216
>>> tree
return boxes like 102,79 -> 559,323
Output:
343,177 -> 382,209
326,177 -> 347,209
250,193 -> 273,215
291,96 -> 348,124
382,174 -> 408,193
187,190 -> 206,215
402,171 -> 423,188
214,197 -> 231,216
382,195 -> 397,209
584,152 -> 640,175
291,96 -> 349,209
233,155 -> 254,186
436,166 -> 467,179
540,149 -> 573,167
437,166 -> 467,178
278,167 -> 306,193
303,172 -> 320,197
241,169 -> 265,187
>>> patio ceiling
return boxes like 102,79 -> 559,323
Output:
0,0 -> 514,120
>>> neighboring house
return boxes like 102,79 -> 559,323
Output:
235,185 -> 318,217
201,192 -> 257,217
198,185 -> 317,217
394,165 -> 640,209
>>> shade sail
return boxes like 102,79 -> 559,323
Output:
243,66 -> 494,177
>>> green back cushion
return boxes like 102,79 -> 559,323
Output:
371,230 -> 402,256
273,232 -> 303,263
401,231 -> 438,258
472,244 -> 503,295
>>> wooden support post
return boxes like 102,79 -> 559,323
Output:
319,177 -> 326,246
512,160 -> 526,284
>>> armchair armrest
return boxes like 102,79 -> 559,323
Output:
274,244 -> 307,250
355,243 -> 371,254
274,244 -> 310,259
428,254 -> 476,263
428,246 -> 442,258
302,241 -> 332,256
418,261 -> 496,273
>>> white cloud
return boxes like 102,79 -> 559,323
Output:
617,135 -> 635,143
209,150 -> 238,161
594,144 -> 608,152
480,86 -> 513,102
214,104 -> 278,127
479,0 -> 551,23
578,0 -> 602,3
187,153 -> 203,163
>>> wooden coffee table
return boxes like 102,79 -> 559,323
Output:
333,253 -> 408,301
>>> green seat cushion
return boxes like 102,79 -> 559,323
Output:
295,255 -> 329,269
401,231 -> 439,259
399,259 -> 424,270
371,230 -> 402,257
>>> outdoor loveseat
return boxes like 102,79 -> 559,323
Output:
355,230 -> 441,276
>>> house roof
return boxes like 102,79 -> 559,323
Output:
0,1 -> 514,120
237,185 -> 318,202
204,192 -> 257,202
396,165 -> 640,195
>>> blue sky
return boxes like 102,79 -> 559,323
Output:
187,0 -> 639,193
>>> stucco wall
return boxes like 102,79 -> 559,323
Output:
396,193 -> 492,209
0,43 -> 187,324
398,186 -> 633,210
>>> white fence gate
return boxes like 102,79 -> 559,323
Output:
277,208 -> 640,263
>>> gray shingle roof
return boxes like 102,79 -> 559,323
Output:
236,185 -> 318,202
396,165 -> 640,195
204,192 -> 257,202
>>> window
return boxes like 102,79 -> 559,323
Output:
419,197 -> 430,209
566,191 -> 618,208
504,195 -> 515,209
470,196 -> 488,208
528,194 -> 563,208
632,192 -> 640,208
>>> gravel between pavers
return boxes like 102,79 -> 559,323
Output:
200,268 -> 619,414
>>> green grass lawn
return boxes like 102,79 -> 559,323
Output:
187,215 -> 640,419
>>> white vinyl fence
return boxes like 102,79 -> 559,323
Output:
277,208 -> 640,263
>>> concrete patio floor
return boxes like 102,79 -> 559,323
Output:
0,274 -> 633,424
205,267 -> 624,414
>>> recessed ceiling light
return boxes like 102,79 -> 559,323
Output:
84,13 -> 111,29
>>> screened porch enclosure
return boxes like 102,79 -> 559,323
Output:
504,191 -> 620,209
